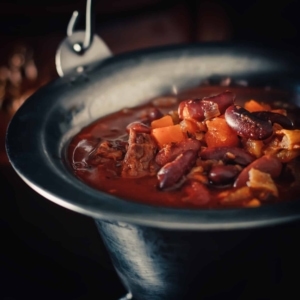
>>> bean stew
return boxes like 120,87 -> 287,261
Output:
67,86 -> 300,209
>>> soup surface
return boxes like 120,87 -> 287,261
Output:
67,86 -> 300,208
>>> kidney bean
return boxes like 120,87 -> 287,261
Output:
147,107 -> 164,121
178,99 -> 219,121
202,90 -> 235,114
157,150 -> 197,189
200,146 -> 255,165
178,91 -> 235,122
139,107 -> 164,125
126,122 -> 151,134
251,111 -> 294,129
234,154 -> 282,188
209,165 -> 240,185
152,96 -> 177,107
225,105 -> 273,140
155,138 -> 201,166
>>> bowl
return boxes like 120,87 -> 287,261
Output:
6,42 -> 300,299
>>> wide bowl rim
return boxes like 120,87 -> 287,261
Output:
6,41 -> 300,230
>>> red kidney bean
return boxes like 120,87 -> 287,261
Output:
208,165 -> 240,185
155,138 -> 201,166
225,105 -> 273,140
202,90 -> 235,114
157,150 -> 197,189
200,146 -> 255,165
139,107 -> 164,125
234,154 -> 282,188
126,122 -> 151,134
178,91 -> 235,121
251,111 -> 294,129
178,99 -> 219,121
182,180 -> 211,205
147,107 -> 164,121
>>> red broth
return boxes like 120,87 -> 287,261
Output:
67,86 -> 300,209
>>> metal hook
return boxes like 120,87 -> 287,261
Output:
55,0 -> 111,77
67,0 -> 95,54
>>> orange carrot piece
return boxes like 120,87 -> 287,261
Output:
205,117 -> 240,148
180,119 -> 199,134
151,124 -> 186,147
245,199 -> 261,208
151,115 -> 174,129
244,100 -> 271,112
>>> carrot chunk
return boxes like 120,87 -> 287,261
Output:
151,115 -> 174,129
245,199 -> 261,208
180,119 -> 199,134
152,124 -> 186,147
205,117 -> 239,148
244,100 -> 271,112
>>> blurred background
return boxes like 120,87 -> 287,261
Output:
1,0 -> 300,299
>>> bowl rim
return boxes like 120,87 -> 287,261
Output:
6,42 -> 300,230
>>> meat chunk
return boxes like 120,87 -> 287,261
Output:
95,140 -> 126,161
88,139 -> 127,166
122,129 -> 158,178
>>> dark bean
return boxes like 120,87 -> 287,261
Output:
202,90 -> 235,114
155,138 -> 201,166
234,155 -> 282,188
178,99 -> 219,121
200,146 -> 255,165
157,150 -> 197,189
152,96 -> 177,108
252,111 -> 294,129
209,165 -> 240,185
178,91 -> 235,122
126,122 -> 151,134
225,105 -> 273,140
147,107 -> 164,121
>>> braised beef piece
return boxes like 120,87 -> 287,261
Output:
97,140 -> 127,160
122,129 -> 158,178
88,139 -> 127,166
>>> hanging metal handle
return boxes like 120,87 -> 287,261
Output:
67,0 -> 95,54
55,0 -> 112,77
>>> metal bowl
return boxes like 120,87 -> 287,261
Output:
6,42 -> 300,230
6,42 -> 300,299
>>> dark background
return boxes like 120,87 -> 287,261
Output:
1,0 -> 300,45
1,1 -> 300,299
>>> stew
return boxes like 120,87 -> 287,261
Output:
67,86 -> 300,208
